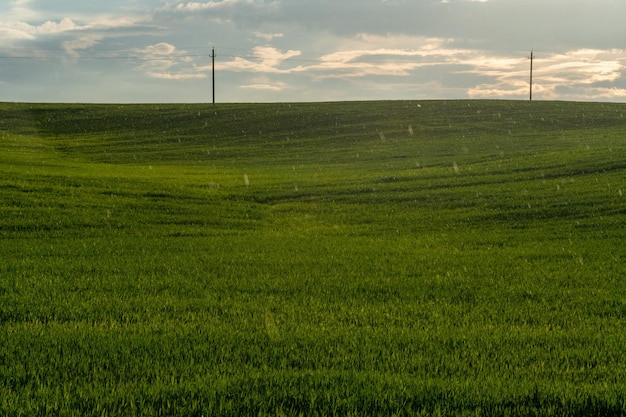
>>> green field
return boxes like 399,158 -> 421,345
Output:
1,100 -> 626,416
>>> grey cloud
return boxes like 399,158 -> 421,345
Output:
437,0 -> 626,53
271,0 -> 446,37
274,0 -> 626,54
157,0 -> 626,55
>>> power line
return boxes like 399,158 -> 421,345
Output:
0,53 -> 215,61
0,43 -> 325,63
0,41 -> 454,64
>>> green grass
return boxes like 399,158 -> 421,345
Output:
1,100 -> 626,416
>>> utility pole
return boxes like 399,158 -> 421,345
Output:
211,47 -> 215,105
529,50 -> 534,101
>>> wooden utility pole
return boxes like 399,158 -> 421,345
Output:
529,50 -> 534,101
211,47 -> 215,105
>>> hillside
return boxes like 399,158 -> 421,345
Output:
1,100 -> 626,416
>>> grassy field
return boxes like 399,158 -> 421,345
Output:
1,100 -> 626,416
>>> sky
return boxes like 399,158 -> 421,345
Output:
1,0 -> 625,103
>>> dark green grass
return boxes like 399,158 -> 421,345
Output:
1,100 -> 626,416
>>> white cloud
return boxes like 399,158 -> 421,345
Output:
253,46 -> 300,68
465,48 -> 626,100
64,34 -> 103,58
148,72 -> 207,80
0,22 -> 35,40
209,36 -> 476,81
173,0 -> 255,12
241,80 -> 288,91
136,42 -> 214,81
141,42 -> 177,57
37,17 -> 80,33
0,9 -> 145,53
88,15 -> 144,30
0,17 -> 83,41
206,46 -> 300,74
253,32 -> 283,41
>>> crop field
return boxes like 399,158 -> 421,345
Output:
1,100 -> 626,416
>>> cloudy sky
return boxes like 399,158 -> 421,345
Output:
1,0 -> 625,103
